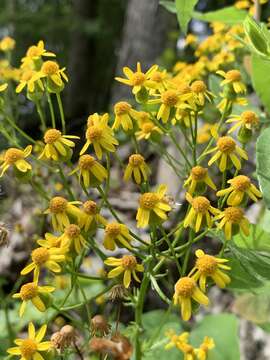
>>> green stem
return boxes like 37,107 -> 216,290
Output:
35,101 -> 47,132
47,92 -> 56,128
56,92 -> 66,134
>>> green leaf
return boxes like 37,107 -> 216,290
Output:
244,16 -> 270,57
193,6 -> 247,24
233,224 -> 270,252
175,0 -> 199,34
159,1 -> 176,13
256,127 -> 270,207
190,314 -> 240,360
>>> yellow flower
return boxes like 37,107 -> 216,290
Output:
0,145 -> 32,177
103,222 -> 133,250
34,60 -> 68,87
44,196 -> 82,231
37,232 -> 62,248
215,206 -> 250,239
195,336 -> 215,360
226,110 -> 259,133
21,40 -> 55,69
115,62 -> 158,94
189,250 -> 231,292
184,166 -> 216,194
0,82 -> 8,92
216,69 -> 246,94
149,89 -> 182,123
80,113 -> 118,159
13,282 -> 55,317
60,224 -> 87,254
172,108 -> 192,127
173,277 -> 209,321
190,80 -> 214,107
166,331 -> 195,360
16,69 -> 44,93
0,36 -> 15,51
208,136 -> 248,172
104,255 -> 144,288
20,246 -> 67,282
135,120 -> 163,140
184,193 -> 220,232
39,129 -> 79,161
217,95 -> 247,113
197,123 -> 218,144
124,154 -> 150,184
78,200 -> 106,231
149,69 -> 168,93
113,101 -> 139,131
70,154 -> 107,188
136,184 -> 171,228
7,322 -> 51,360
185,34 -> 197,46
216,175 -> 262,206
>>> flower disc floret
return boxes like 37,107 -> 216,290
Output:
86,126 -> 102,141
83,200 -> 98,214
41,60 -> 59,75
79,154 -> 96,170
241,111 -> 259,125
161,90 -> 179,106
230,175 -> 251,191
224,207 -> 244,223
192,196 -> 210,213
31,248 -> 49,265
4,148 -> 24,164
217,136 -> 236,153
142,123 -> 154,133
226,69 -> 241,81
129,154 -> 145,166
121,255 -> 137,270
175,277 -> 195,297
114,101 -> 132,115
139,193 -> 159,209
49,196 -> 68,213
191,166 -> 207,181
191,80 -> 206,93
20,339 -> 37,358
65,224 -> 81,238
44,129 -> 62,144
131,72 -> 146,85
105,223 -> 121,238
196,255 -> 217,275
20,282 -> 38,300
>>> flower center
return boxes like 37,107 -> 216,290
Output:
44,129 -> 62,144
20,339 -> 37,358
20,282 -> 38,300
230,175 -> 251,191
177,83 -> 191,95
4,148 -> 24,164
49,196 -> 68,213
83,200 -> 98,215
226,70 -> 241,82
175,277 -> 195,297
161,90 -> 179,106
131,72 -> 146,86
121,255 -> 137,270
114,101 -> 131,115
79,154 -> 96,170
32,247 -> 50,265
105,223 -> 121,238
138,111 -> 150,122
224,207 -> 244,223
65,224 -> 81,239
217,136 -> 236,153
22,70 -> 34,81
86,126 -> 102,141
150,71 -> 163,82
241,111 -> 259,125
191,166 -> 207,181
129,154 -> 144,167
191,80 -> 206,93
196,255 -> 217,275
139,193 -> 159,209
142,123 -> 154,133
42,60 -> 59,75
26,46 -> 41,58
192,196 -> 210,213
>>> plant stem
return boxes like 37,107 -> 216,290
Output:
47,92 -> 56,128
56,92 -> 66,134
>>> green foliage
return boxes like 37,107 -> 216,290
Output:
159,1 -> 176,13
193,6 -> 247,24
175,0 -> 199,34
256,127 -> 270,208
233,224 -> 270,252
251,55 -> 270,115
244,16 -> 270,57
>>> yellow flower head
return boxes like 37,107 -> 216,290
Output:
208,136 -> 248,172
136,184 -> 171,228
0,36 -> 15,51
135,120 -> 163,141
80,113 -> 118,159
217,69 -> 246,94
103,222 -> 133,250
78,200 -> 106,231
173,277 -> 209,321
34,60 -> 68,88
7,322 -> 51,360
115,62 -> 158,94
113,101 -> 139,131
21,246 -> 67,282
37,232 -> 62,248
184,166 -> 216,194
215,206 -> 250,239
166,330 -> 195,359
21,40 -> 55,68
44,196 -> 82,231
124,153 -> 150,184
189,249 -> 231,292
104,255 -> 144,288
226,110 -> 259,133
60,224 -> 87,254
216,175 -> 262,206
149,89 -> 181,123
16,69 -> 44,94
197,123 -> 218,144
184,193 -> 220,232
149,69 -> 168,93
190,80 -> 214,106
0,145 -> 32,177
70,154 -> 107,188
39,128 -> 79,161
13,282 -> 55,317
195,336 -> 215,360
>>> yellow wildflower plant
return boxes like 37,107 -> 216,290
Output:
136,184 -> 171,228
124,153 -> 150,184
216,175 -> 262,206
0,145 -> 32,177
39,129 -> 79,161
166,331 -> 196,360
104,255 -> 144,288
190,80 -> 214,107
78,200 -> 106,231
149,69 -> 169,93
195,336 -> 215,360
115,61 -> 158,94
148,89 -> 182,123
70,154 -> 108,188
216,69 -> 246,94
37,232 -> 62,248
173,277 -> 209,321
112,101 -> 140,131
226,110 -> 259,133
135,119 -> 163,140
7,322 -> 51,360
197,123 -> 218,144
184,193 -> 220,232
103,222 -> 133,250
80,113 -> 118,159
16,69 -> 44,94
44,196 -> 82,231
215,206 -> 250,240
208,136 -> 248,172
34,60 -> 68,88
21,40 -> 55,68
20,246 -> 67,282
184,166 -> 216,194
0,82 -> 8,92
13,282 -> 55,317
60,224 -> 87,254
0,36 -> 15,51
189,250 -> 231,292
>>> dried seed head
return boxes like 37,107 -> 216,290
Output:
90,315 -> 110,335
